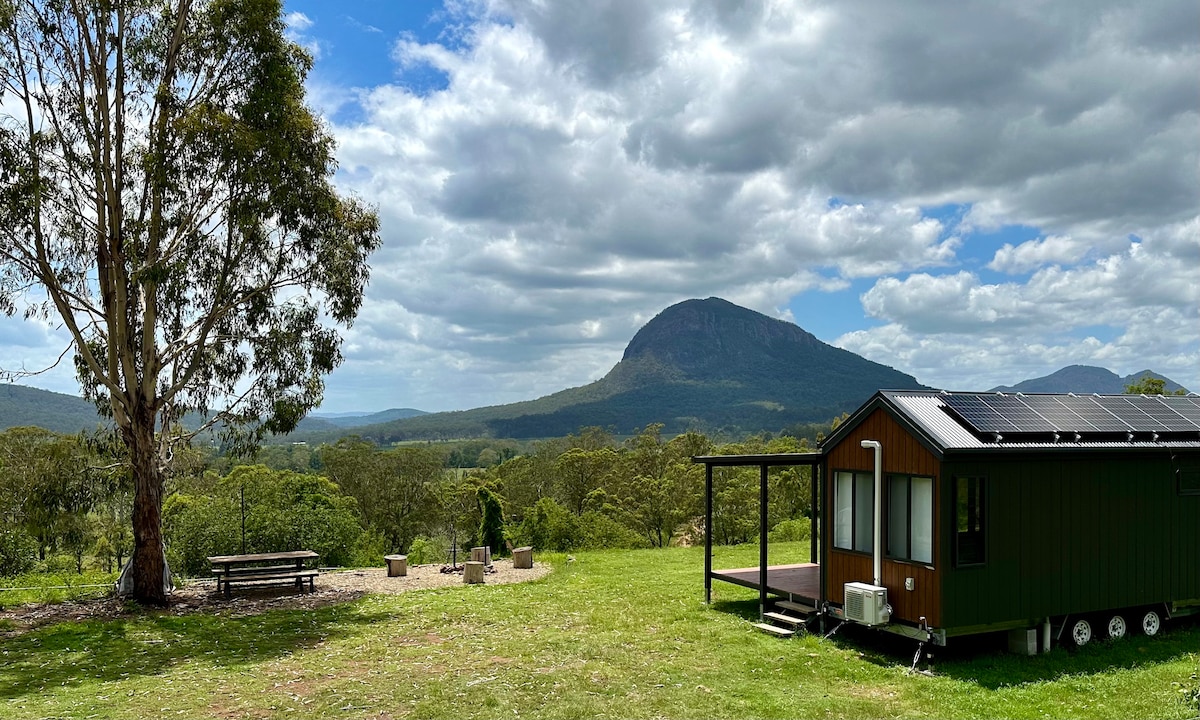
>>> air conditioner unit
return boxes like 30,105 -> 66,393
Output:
844,582 -> 890,626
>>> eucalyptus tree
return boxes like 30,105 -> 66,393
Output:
0,0 -> 380,603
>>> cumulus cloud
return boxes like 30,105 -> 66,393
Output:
300,0 -> 1199,410
284,11 -> 324,60
12,0 -> 1197,411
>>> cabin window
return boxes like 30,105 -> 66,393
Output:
1180,469 -> 1200,495
955,476 -> 986,566
887,475 -> 933,564
833,471 -> 874,553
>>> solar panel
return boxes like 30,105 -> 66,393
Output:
941,392 -> 1200,439
942,395 -> 1020,434
980,395 -> 1058,432
1092,396 -> 1173,432
1018,395 -> 1100,432
1054,395 -> 1135,432
1160,396 -> 1200,427
1120,396 -> 1200,432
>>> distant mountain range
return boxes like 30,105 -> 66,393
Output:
0,298 -> 1190,440
333,297 -> 928,442
989,365 -> 1188,395
308,408 -> 428,427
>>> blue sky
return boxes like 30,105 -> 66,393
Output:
2,0 -> 1196,413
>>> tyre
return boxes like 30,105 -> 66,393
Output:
1067,617 -> 1093,647
1103,614 -> 1127,640
1138,609 -> 1162,637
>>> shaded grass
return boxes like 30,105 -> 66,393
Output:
3,542 -> 1198,719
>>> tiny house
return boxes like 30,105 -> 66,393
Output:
697,390 -> 1200,651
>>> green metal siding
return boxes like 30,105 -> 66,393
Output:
940,452 -> 1200,630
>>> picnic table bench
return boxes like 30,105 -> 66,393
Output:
207,550 -> 319,598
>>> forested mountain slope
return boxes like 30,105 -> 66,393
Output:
348,297 -> 928,441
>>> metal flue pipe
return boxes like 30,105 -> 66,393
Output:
860,439 -> 883,587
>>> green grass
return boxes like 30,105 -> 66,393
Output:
3,543 -> 1198,719
0,569 -> 117,606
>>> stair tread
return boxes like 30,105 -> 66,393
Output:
763,611 -> 807,626
775,600 -> 817,614
753,622 -> 795,637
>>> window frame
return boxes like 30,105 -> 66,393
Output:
954,475 -> 987,568
832,469 -> 874,554
886,474 -> 934,566
1179,468 -> 1200,496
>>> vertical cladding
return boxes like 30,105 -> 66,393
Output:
941,452 -> 1197,630
825,408 -> 942,627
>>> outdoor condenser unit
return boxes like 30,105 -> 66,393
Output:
843,582 -> 890,626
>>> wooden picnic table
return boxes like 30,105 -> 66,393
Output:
207,550 -> 319,598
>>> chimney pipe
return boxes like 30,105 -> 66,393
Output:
860,439 -> 883,587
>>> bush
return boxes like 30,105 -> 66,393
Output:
0,527 -> 37,577
163,466 -> 366,575
768,518 -> 812,543
407,535 -> 449,565
477,486 -> 506,556
349,529 -> 389,568
578,511 -> 649,550
509,498 -> 579,552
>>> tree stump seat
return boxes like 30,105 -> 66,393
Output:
513,546 -> 533,569
463,561 -> 485,584
384,554 -> 408,577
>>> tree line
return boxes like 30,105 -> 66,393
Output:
0,423 -> 820,578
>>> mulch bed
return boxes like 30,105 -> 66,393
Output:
0,561 -> 549,637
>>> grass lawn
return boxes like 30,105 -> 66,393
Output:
2,542 -> 1198,719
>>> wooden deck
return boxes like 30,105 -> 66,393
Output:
711,563 -> 820,604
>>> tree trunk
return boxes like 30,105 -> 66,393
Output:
126,401 -> 167,606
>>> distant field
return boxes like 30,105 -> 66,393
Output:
2,543 -> 1197,719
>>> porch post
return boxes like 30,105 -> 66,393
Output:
818,462 -> 826,634
759,462 -> 769,622
705,463 -> 713,604
810,462 -> 819,564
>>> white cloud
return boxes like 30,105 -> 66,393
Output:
284,11 -> 324,60
301,0 -> 1200,410
9,0 -> 1198,411
843,228 -> 1200,392
988,235 -> 1087,274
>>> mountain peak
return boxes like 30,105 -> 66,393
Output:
622,297 -> 820,376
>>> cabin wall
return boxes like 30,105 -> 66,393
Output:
940,452 -> 1200,630
824,408 -> 943,626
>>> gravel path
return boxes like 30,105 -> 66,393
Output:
0,560 -> 551,636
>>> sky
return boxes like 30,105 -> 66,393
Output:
2,0 -> 1197,413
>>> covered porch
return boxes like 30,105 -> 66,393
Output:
711,562 -> 820,606
693,452 -> 824,622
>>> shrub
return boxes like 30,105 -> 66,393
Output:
577,511 -> 649,550
768,518 -> 812,543
407,535 -> 449,565
509,497 -> 579,552
163,466 -> 366,575
350,529 -> 389,568
477,486 -> 506,556
0,527 -> 37,577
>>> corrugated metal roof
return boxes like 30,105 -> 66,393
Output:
879,390 -> 1200,453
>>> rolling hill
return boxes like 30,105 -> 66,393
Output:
990,365 -> 1189,394
342,297 -> 929,441
2,299 -> 1189,441
0,384 -> 108,434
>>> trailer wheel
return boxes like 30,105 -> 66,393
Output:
1067,618 -> 1093,647
1138,609 -> 1161,637
1103,614 -> 1126,640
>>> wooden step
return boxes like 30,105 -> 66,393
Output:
763,611 -> 807,627
775,600 -> 817,615
753,622 -> 795,637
